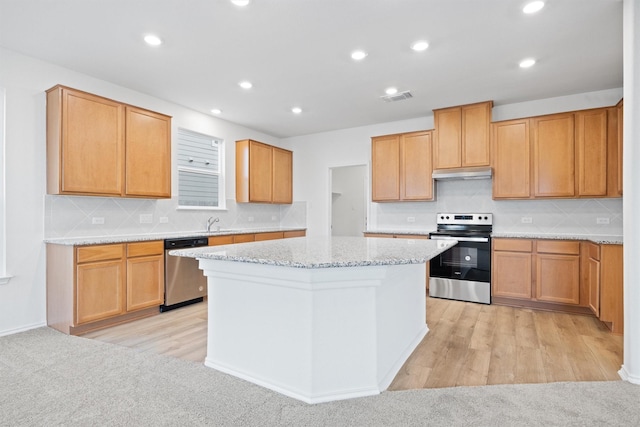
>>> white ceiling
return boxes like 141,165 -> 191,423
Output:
0,0 -> 623,138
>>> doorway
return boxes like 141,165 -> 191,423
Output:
330,165 -> 368,236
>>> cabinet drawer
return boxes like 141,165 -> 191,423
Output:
127,241 -> 163,257
77,244 -> 124,263
209,235 -> 234,246
255,232 -> 284,241
234,234 -> 255,243
284,230 -> 306,238
536,240 -> 580,255
587,242 -> 601,260
493,239 -> 532,252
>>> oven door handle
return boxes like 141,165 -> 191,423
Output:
430,235 -> 490,243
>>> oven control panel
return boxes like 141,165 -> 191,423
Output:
437,213 -> 492,225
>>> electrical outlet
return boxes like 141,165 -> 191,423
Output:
597,217 -> 610,225
521,217 -> 533,224
139,214 -> 153,224
159,216 -> 169,224
407,217 -> 416,223
91,217 -> 105,225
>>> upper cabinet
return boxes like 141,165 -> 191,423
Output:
532,112 -> 575,197
236,139 -> 293,204
433,101 -> 492,169
46,85 -> 171,199
372,130 -> 433,202
492,107 -> 622,200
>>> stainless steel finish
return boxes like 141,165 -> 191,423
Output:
432,166 -> 492,181
430,235 -> 489,243
429,277 -> 491,305
164,250 -> 207,307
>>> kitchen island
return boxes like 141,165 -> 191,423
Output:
171,236 -> 456,404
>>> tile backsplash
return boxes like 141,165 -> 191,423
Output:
44,196 -> 307,239
370,179 -> 623,236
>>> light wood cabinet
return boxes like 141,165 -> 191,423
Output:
492,239 -> 533,299
532,113 -> 576,197
47,240 -> 164,335
75,245 -> 126,324
371,130 -> 433,202
125,106 -> 171,198
433,101 -> 492,169
236,139 -> 293,204
535,240 -> 580,305
492,238 -> 586,314
208,230 -> 305,246
46,85 -> 171,199
492,119 -> 531,199
126,241 -> 164,312
585,243 -> 623,334
576,109 -> 608,197
616,100 -> 623,195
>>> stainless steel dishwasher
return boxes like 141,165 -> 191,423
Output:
160,236 -> 209,312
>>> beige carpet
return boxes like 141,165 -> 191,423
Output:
1,327 -> 639,426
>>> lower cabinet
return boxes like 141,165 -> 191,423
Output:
47,240 -> 164,335
584,242 -> 623,334
492,238 -> 584,314
363,233 -> 430,290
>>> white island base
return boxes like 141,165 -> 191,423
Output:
200,259 -> 427,404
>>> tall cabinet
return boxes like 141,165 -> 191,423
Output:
236,139 -> 293,204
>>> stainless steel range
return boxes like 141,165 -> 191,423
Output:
429,213 -> 492,304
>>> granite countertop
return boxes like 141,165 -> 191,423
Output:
43,227 -> 307,246
365,229 -> 623,245
169,236 -> 457,269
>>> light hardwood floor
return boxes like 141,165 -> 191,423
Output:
83,297 -> 623,390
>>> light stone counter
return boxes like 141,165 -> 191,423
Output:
491,232 -> 623,245
43,227 -> 306,246
170,236 -> 456,268
173,236 -> 456,404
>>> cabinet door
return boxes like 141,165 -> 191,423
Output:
209,235 -> 234,246
532,113 -> 575,197
255,232 -> 284,241
462,102 -> 491,167
372,135 -> 400,201
493,251 -> 532,299
587,256 -> 601,317
600,245 -> 623,334
492,119 -> 531,199
76,259 -> 125,324
125,107 -> 171,198
576,109 -> 608,197
249,141 -> 273,202
126,254 -> 164,311
434,107 -> 462,169
56,87 -> 124,196
616,100 -> 623,196
401,131 -> 433,200
535,253 -> 580,304
272,147 -> 293,204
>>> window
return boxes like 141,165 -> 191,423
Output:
177,128 -> 225,209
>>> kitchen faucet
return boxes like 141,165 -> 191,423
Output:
207,216 -> 220,231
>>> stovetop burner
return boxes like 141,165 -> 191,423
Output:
434,213 -> 493,236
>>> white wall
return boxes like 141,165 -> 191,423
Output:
0,47 -> 290,335
331,165 -> 367,236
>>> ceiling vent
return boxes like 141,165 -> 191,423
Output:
380,91 -> 413,103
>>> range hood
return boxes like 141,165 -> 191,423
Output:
432,166 -> 492,181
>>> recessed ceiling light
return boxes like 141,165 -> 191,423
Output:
239,81 -> 253,89
351,50 -> 368,61
411,41 -> 429,52
385,87 -> 398,95
231,0 -> 250,6
143,34 -> 162,46
523,1 -> 545,14
519,58 -> 536,68
211,109 -> 222,115
291,107 -> 302,114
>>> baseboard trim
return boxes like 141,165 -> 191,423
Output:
0,321 -> 47,337
618,365 -> 640,384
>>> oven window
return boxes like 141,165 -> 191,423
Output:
430,241 -> 491,283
